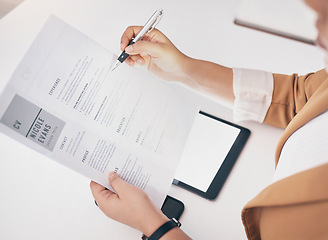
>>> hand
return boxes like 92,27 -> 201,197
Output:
120,26 -> 189,82
120,26 -> 234,104
90,172 -> 168,236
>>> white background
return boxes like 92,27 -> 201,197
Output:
0,0 -> 324,239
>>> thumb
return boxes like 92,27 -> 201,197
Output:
125,41 -> 164,58
108,172 -> 132,197
90,180 -> 115,206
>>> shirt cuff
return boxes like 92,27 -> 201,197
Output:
232,68 -> 273,123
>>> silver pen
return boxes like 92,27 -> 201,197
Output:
111,9 -> 163,71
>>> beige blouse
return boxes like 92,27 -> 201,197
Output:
241,69 -> 328,240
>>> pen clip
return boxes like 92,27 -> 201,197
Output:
146,9 -> 163,34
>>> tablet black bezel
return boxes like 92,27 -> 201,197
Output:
172,111 -> 250,200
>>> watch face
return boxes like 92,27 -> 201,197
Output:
161,196 -> 184,220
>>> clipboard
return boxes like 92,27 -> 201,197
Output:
173,111 -> 250,200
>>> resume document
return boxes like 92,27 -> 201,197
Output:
0,16 -> 199,207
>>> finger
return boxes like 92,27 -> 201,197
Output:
90,181 -> 115,204
90,180 -> 106,193
142,28 -> 168,43
121,27 -> 167,51
125,40 -> 164,58
125,56 -> 145,66
125,57 -> 134,66
108,172 -> 133,197
129,55 -> 145,65
120,26 -> 143,51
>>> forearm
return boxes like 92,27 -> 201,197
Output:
181,56 -> 234,103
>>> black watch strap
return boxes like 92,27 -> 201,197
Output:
142,218 -> 181,240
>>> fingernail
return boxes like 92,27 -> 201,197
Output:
120,42 -> 124,50
125,45 -> 133,53
137,59 -> 144,65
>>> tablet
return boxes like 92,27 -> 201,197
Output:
173,111 -> 250,200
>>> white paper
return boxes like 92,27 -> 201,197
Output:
272,110 -> 328,184
0,16 -> 199,207
174,113 -> 240,192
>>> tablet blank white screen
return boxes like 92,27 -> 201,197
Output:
174,113 -> 240,192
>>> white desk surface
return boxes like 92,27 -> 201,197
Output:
0,0 -> 324,239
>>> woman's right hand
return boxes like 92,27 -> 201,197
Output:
120,26 -> 189,82
121,26 -> 234,104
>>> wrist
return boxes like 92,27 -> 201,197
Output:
140,212 -> 169,237
142,218 -> 182,240
178,56 -> 201,88
178,54 -> 192,77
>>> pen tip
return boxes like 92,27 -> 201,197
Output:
111,61 -> 121,71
